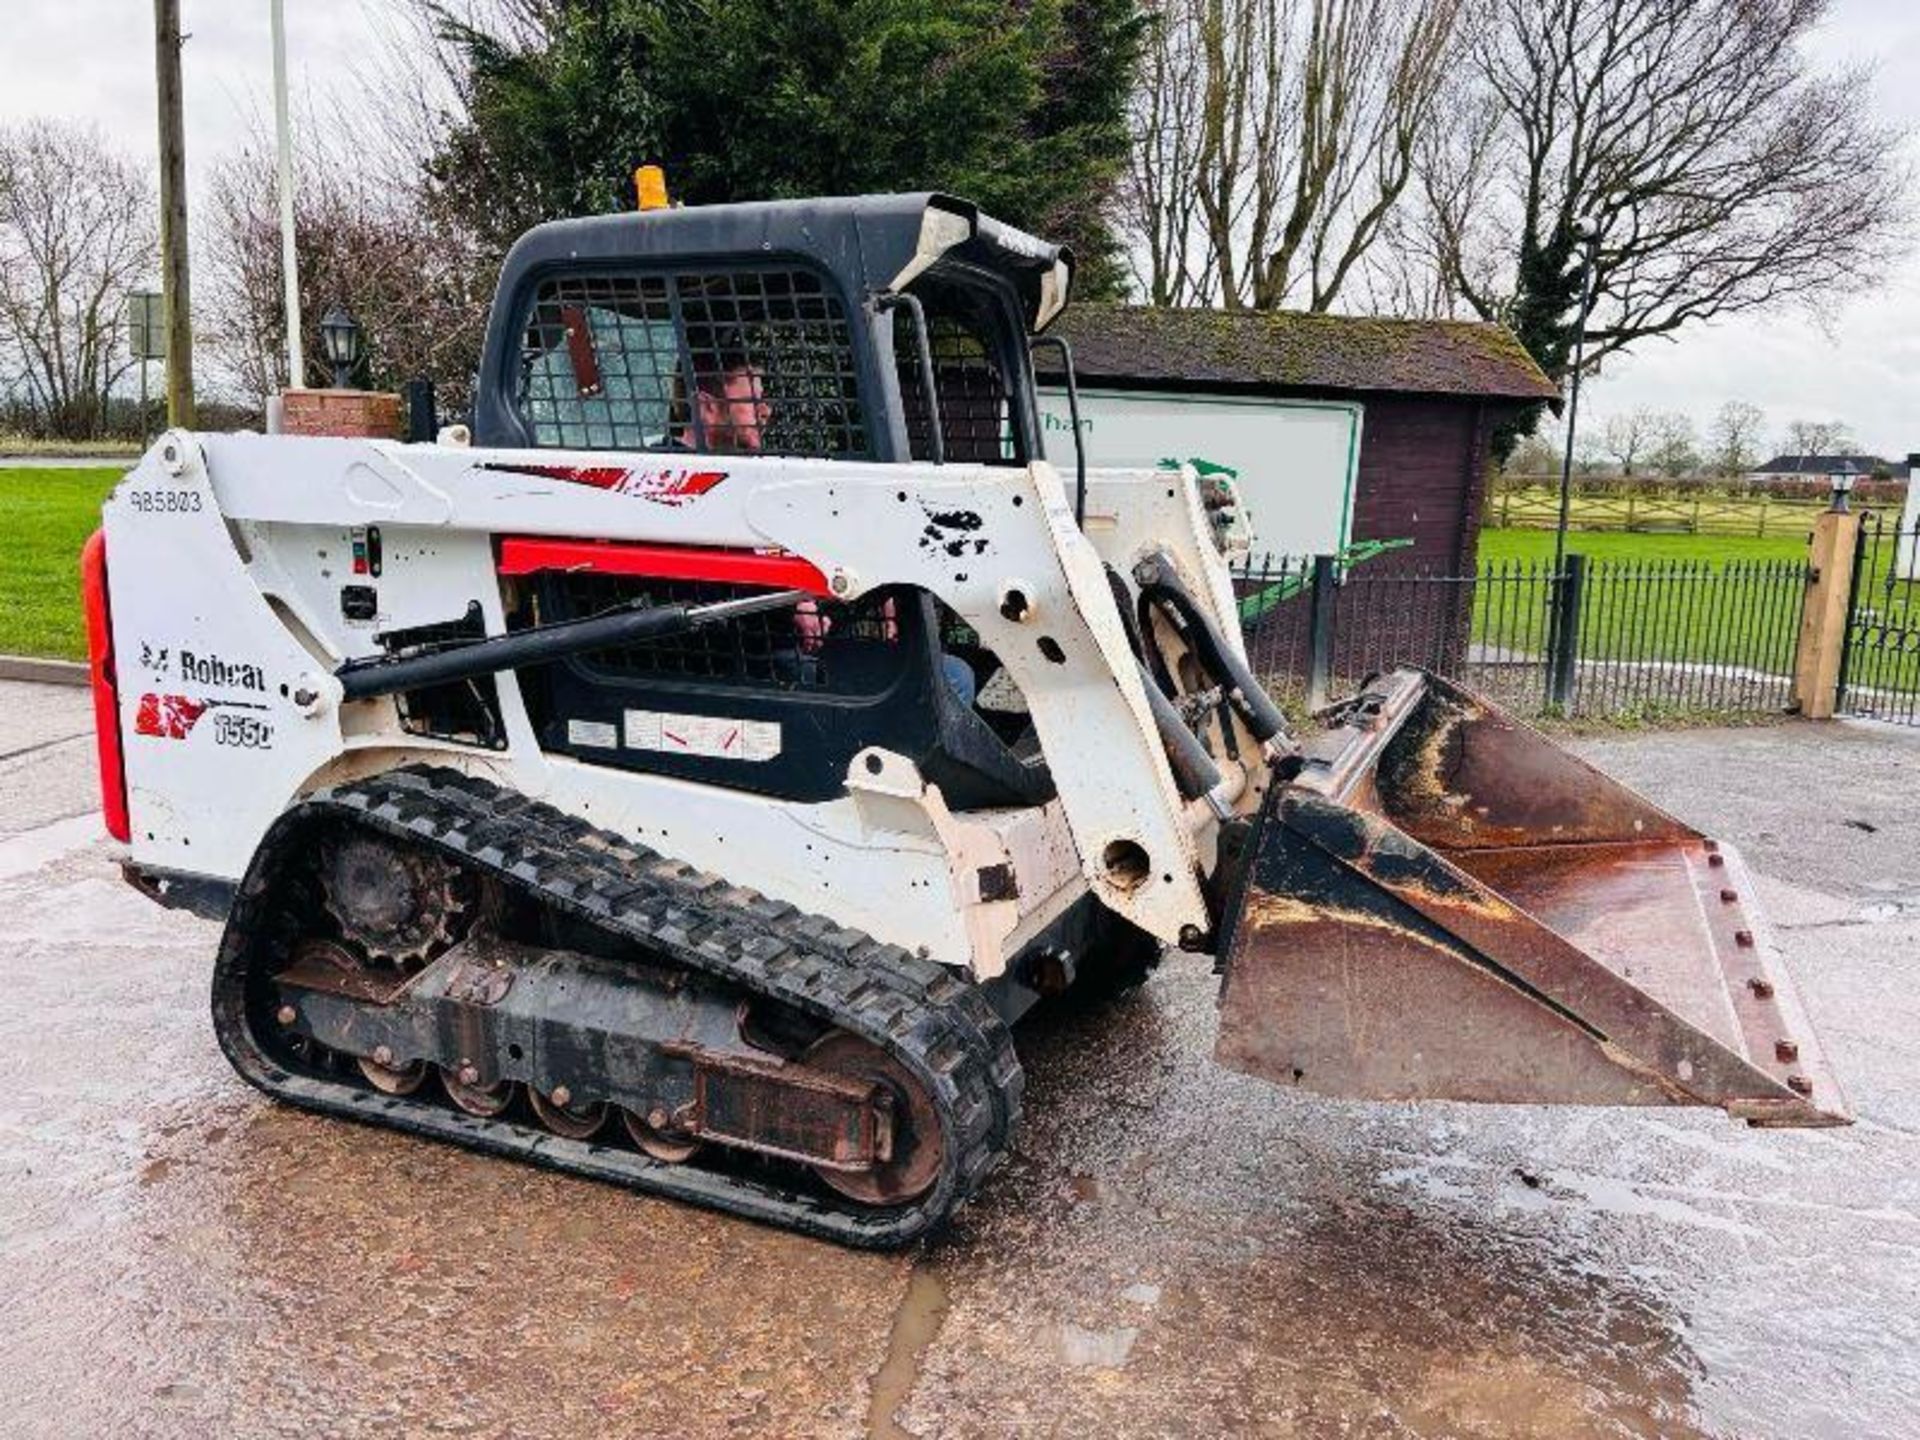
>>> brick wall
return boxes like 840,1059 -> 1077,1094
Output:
280,388 -> 403,440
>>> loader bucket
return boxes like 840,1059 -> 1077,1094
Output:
1216,670 -> 1849,1127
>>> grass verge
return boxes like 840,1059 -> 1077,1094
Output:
1476,527 -> 1805,566
1469,527 -> 1809,674
0,467 -> 125,660
0,434 -> 143,459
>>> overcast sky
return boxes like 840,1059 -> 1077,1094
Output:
4,0 -> 1917,457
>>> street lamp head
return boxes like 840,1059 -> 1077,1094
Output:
319,304 -> 363,389
1571,213 -> 1602,244
1828,459 -> 1860,513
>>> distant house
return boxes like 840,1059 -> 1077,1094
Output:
1037,304 -> 1557,570
1748,453 -> 1911,482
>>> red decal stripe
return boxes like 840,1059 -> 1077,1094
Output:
81,531 -> 130,841
637,469 -> 726,506
134,694 -> 210,740
496,537 -> 832,596
477,461 -> 729,506
481,461 -> 635,490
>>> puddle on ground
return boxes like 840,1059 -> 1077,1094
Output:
868,1267 -> 950,1439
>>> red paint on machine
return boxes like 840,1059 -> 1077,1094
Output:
481,461 -> 637,491
496,537 -> 832,596
81,530 -> 130,841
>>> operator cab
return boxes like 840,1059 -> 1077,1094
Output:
471,194 -> 1074,810
472,192 -> 1070,464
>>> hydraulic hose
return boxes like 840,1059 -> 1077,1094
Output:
337,589 -> 808,701
1137,658 -> 1223,803
1133,557 -> 1290,744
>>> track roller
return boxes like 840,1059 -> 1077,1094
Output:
441,1065 -> 514,1117
358,1052 -> 428,1095
623,1106 -> 702,1163
530,1087 -> 607,1140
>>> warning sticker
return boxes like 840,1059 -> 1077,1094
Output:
624,709 -> 782,762
568,718 -> 618,749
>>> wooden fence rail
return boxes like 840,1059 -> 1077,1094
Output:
1490,486 -> 1829,538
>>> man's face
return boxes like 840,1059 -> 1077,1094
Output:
697,365 -> 770,453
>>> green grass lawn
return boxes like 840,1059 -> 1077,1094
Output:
1468,527 -> 1920,695
1476,527 -> 1806,566
1468,527 -> 1809,672
0,466 -> 127,660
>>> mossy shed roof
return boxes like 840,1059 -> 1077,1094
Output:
1043,303 -> 1558,402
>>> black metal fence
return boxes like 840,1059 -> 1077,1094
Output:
1235,549 -> 1810,721
1839,512 -> 1920,726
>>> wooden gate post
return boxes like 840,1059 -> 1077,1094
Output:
1790,507 -> 1863,718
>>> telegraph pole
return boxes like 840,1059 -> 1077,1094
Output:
154,0 -> 196,427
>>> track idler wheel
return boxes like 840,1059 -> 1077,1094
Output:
530,1087 -> 606,1140
802,1033 -> 943,1206
441,1064 -> 513,1117
623,1106 -> 702,1163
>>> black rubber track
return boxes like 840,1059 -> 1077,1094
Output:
211,765 -> 1024,1249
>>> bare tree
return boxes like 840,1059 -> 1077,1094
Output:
1647,412 -> 1699,479
1423,0 -> 1908,414
1782,418 -> 1858,460
1123,0 -> 1214,303
1573,422 -> 1609,474
1708,401 -> 1766,476
0,122 -> 155,439
1600,408 -> 1657,475
1503,423 -> 1560,477
200,101 -> 492,413
1122,0 -> 1462,310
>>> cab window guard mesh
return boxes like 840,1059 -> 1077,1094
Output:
894,304 -> 1020,465
545,574 -> 903,694
518,268 -> 869,458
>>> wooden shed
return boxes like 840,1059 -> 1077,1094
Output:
1040,304 -> 1558,570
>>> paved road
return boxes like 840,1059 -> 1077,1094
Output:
2,681 -> 1916,1438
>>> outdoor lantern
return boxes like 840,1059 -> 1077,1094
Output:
1828,459 -> 1860,513
319,304 -> 363,390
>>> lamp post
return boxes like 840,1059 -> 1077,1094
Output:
319,304 -> 363,390
1828,459 -> 1860,514
1543,216 -> 1602,710
1553,215 -> 1603,579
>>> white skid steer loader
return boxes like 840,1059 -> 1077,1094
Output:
80,191 -> 1846,1247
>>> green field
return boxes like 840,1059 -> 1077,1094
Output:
0,467 -> 126,660
1476,526 -> 1805,567
1467,526 -> 1808,671
1470,527 -> 1919,698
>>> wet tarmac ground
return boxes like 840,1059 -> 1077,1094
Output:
2,681 -> 1917,1438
